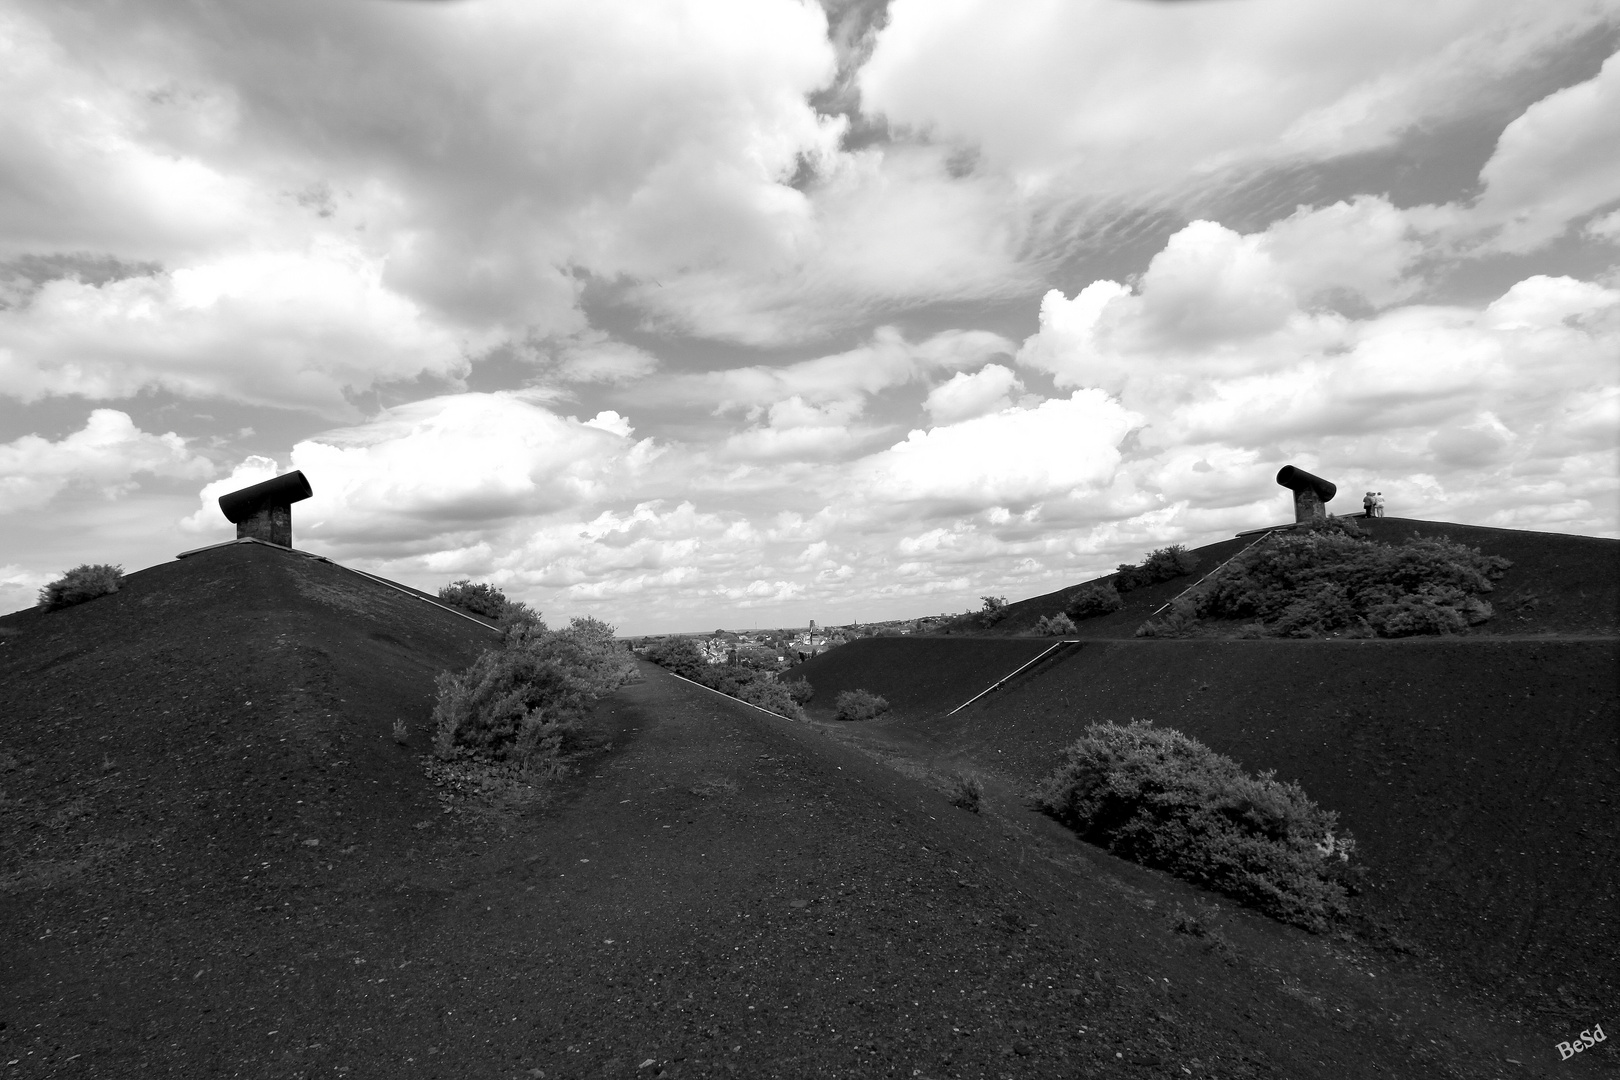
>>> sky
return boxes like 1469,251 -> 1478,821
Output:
2,0 -> 1618,633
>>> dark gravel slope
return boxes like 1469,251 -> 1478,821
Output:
3,543 -> 1605,1077
861,637 -> 1619,1039
955,517 -> 1619,639
787,637 -> 1060,722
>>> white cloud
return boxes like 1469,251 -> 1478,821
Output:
181,392 -> 658,545
637,326 -> 1015,414
859,1 -> 1608,191
1471,50 -> 1620,252
923,364 -> 1023,424
0,409 -> 215,513
0,244 -> 475,413
861,389 -> 1140,511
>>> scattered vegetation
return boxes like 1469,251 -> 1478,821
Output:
37,564 -> 124,612
1033,720 -> 1356,933
1136,519 -> 1511,638
1113,546 -> 1200,592
946,770 -> 983,812
391,718 -> 409,745
431,615 -> 637,770
1169,901 -> 1234,955
834,688 -> 890,722
978,595 -> 1009,626
1032,612 -> 1078,636
782,678 -> 815,706
641,636 -> 807,719
437,579 -> 543,628
1064,581 -> 1124,621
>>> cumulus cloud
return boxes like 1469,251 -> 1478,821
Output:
923,364 -> 1023,424
0,244 -> 475,413
862,390 -> 1141,511
0,409 -> 215,513
860,1 -> 1610,191
637,325 -> 1015,414
1470,49 -> 1620,253
181,392 -> 659,545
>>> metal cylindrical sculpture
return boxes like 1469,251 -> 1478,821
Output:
218,470 -> 313,548
1276,465 -> 1336,523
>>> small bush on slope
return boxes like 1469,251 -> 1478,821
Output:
1065,581 -> 1124,621
1114,545 -> 1200,593
834,689 -> 889,721
38,564 -> 124,611
1033,613 -> 1078,636
432,616 -> 637,765
640,638 -> 806,719
782,678 -> 815,705
1034,720 -> 1356,933
1177,521 -> 1510,638
438,579 -> 509,619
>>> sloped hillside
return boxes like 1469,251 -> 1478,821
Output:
789,521 -> 1618,1031
953,517 -> 1619,638
6,541 -> 1611,1076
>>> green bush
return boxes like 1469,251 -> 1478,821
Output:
438,579 -> 510,619
1187,524 -> 1510,638
640,639 -> 806,719
834,689 -> 889,721
1033,720 -> 1356,932
1033,612 -> 1078,636
38,564 -> 124,611
979,595 -> 1009,626
1065,581 -> 1124,620
782,678 -> 815,705
641,636 -> 706,679
1114,545 -> 1199,593
1134,597 -> 1199,638
432,615 -> 637,765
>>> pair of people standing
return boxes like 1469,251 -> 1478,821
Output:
1363,490 -> 1385,518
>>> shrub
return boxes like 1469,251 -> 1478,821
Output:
1134,597 -> 1199,638
431,616 -> 637,764
946,771 -> 983,812
38,564 -> 124,611
1065,581 -> 1124,620
1033,612 -> 1078,636
1114,545 -> 1200,593
979,595 -> 1009,626
1190,527 -> 1510,638
782,678 -> 815,705
640,641 -> 807,719
438,579 -> 509,619
834,689 -> 890,722
1033,720 -> 1355,932
641,636 -> 707,679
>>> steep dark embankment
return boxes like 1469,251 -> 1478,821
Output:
966,517 -> 1620,638
884,637 -> 1619,1022
787,636 -> 1058,722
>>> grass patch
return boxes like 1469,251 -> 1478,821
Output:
38,564 -> 124,611
1034,720 -> 1356,933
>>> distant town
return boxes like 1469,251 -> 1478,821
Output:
625,613 -> 962,668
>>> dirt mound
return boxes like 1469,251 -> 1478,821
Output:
888,637 -> 1619,1025
951,517 -> 1619,638
3,540 -> 1615,1076
786,636 -> 1060,722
